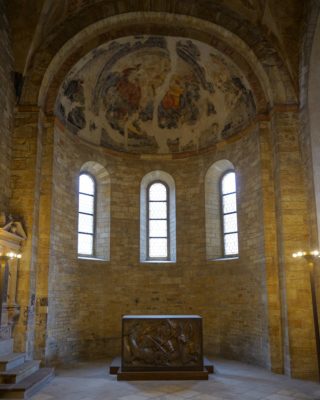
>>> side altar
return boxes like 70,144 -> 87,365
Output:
111,315 -> 213,380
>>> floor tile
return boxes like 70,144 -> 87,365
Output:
28,359 -> 320,400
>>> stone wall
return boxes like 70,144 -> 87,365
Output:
45,123 -> 270,367
0,1 -> 14,211
299,0 -> 320,249
272,109 -> 318,380
298,2 -> 320,381
3,0 -> 318,383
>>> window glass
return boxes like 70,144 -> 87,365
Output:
79,174 -> 95,195
149,183 -> 167,201
78,233 -> 93,255
224,233 -> 239,256
149,202 -> 167,219
222,172 -> 236,194
79,194 -> 94,214
221,171 -> 238,256
149,238 -> 168,258
148,182 -> 169,259
78,173 -> 95,256
222,193 -> 237,214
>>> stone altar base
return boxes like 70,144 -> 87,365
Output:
110,356 -> 214,380
117,368 -> 209,381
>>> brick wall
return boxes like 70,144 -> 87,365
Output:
45,124 -> 270,367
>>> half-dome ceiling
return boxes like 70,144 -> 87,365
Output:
56,36 -> 256,154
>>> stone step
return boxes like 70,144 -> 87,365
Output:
0,360 -> 40,384
0,368 -> 54,399
0,339 -> 13,357
0,353 -> 25,371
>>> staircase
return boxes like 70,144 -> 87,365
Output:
0,338 -> 54,399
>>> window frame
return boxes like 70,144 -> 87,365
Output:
220,169 -> 239,257
78,172 -> 97,257
146,180 -> 170,261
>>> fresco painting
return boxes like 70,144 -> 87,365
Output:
56,36 -> 256,154
158,73 -> 200,129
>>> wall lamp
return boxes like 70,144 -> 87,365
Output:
0,252 -> 22,261
292,250 -> 320,259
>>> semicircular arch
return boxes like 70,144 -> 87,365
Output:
19,4 -> 296,111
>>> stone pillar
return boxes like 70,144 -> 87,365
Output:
34,115 -> 54,361
258,119 -> 283,374
10,106 -> 54,361
271,107 -> 319,380
10,106 -> 40,355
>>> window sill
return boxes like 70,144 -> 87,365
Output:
208,256 -> 239,262
78,256 -> 108,262
140,260 -> 176,264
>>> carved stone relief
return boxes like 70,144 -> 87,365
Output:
122,315 -> 203,371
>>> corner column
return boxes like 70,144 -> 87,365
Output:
10,106 -> 54,361
258,118 -> 283,374
271,106 -> 319,380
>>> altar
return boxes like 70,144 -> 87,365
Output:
111,315 -> 213,380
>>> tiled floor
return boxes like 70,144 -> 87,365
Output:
31,359 -> 320,400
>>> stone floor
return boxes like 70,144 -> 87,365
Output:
31,359 -> 320,400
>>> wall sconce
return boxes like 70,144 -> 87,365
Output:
0,252 -> 22,261
293,249 -> 320,379
293,250 -> 320,259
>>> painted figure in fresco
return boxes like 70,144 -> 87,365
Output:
161,78 -> 184,110
103,64 -> 142,134
57,36 -> 256,154
116,66 -> 141,110
158,74 -> 200,129
63,79 -> 85,103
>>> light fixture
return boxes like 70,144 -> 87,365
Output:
292,250 -> 320,259
0,251 -> 22,260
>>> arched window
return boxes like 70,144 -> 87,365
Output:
221,171 -> 238,256
140,171 -> 176,263
78,173 -> 96,256
147,181 -> 169,260
205,160 -> 239,259
77,162 -> 111,260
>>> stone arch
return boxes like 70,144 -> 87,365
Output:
36,13 -> 271,114
79,161 -> 111,260
18,2 -> 296,111
140,170 -> 176,262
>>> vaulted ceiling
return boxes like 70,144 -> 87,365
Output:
7,0 -> 304,89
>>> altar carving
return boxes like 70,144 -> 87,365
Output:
117,315 -> 211,380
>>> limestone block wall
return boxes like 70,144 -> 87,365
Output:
0,2 -> 14,211
45,123 -> 270,368
271,110 -> 318,380
297,3 -> 320,381
299,0 -> 320,248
